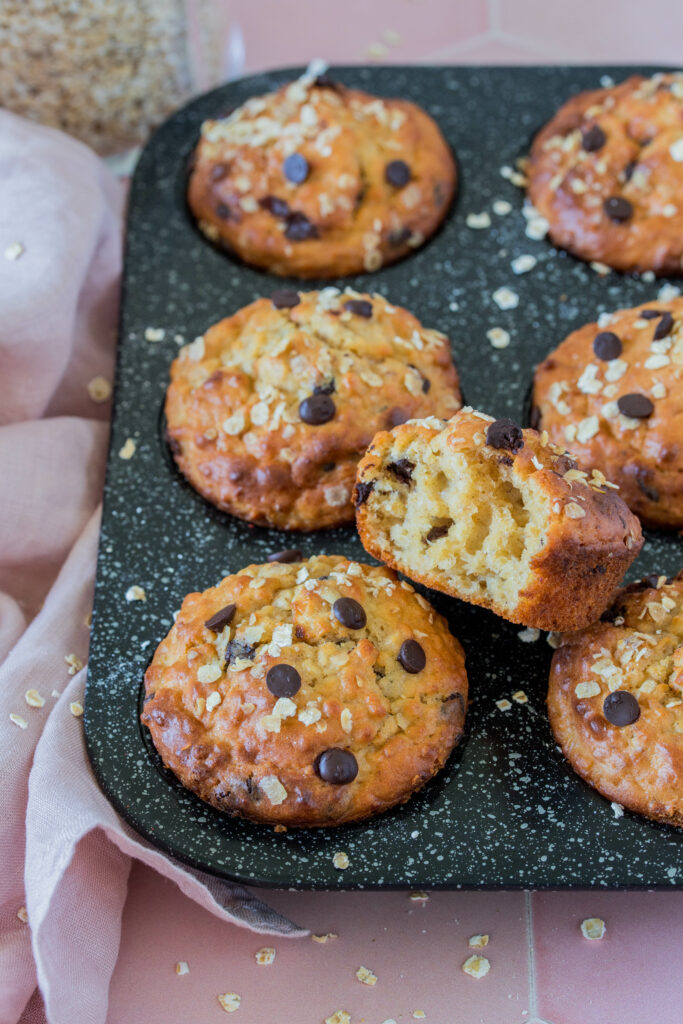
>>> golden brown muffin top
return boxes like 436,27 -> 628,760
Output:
549,571 -> 683,826
528,73 -> 683,274
142,555 -> 467,827
532,298 -> 683,528
187,68 -> 456,277
165,289 -> 461,530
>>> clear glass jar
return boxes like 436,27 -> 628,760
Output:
0,0 -> 236,155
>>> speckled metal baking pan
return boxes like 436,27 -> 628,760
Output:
85,64 -> 683,889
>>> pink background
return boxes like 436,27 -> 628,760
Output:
22,1 -> 683,1021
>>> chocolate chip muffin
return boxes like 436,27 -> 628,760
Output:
354,408 -> 643,632
548,571 -> 683,827
141,555 -> 468,827
187,66 -> 456,277
531,298 -> 683,529
165,288 -> 462,530
527,72 -> 683,274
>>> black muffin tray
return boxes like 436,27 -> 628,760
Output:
85,65 -> 683,889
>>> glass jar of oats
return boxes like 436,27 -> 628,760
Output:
0,0 -> 234,154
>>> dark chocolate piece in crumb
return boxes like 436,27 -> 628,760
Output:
204,603 -> 236,632
354,481 -> 374,507
425,521 -> 452,542
225,639 -> 256,665
486,419 -> 524,453
387,459 -> 415,484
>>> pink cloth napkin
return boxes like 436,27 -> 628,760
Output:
0,111 -> 305,1024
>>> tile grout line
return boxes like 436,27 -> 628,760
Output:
525,889 -> 539,1019
525,891 -> 557,1024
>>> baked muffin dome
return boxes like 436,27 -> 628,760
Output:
527,72 -> 683,274
187,68 -> 456,277
532,298 -> 683,529
165,288 -> 461,530
141,555 -> 468,827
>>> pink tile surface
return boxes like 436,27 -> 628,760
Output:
231,0 -> 489,74
13,5 -> 680,1022
497,0 -> 683,63
532,891 -> 683,1024
106,864 -> 530,1024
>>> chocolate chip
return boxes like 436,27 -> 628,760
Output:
210,163 -> 229,182
603,690 -> 640,727
271,289 -> 300,309
581,124 -> 607,151
426,522 -> 451,542
485,419 -> 524,453
636,476 -> 660,503
267,548 -> 303,563
283,153 -> 309,184
387,459 -> 415,484
604,196 -> 633,223
398,639 -> 426,674
354,481 -> 374,507
385,160 -> 411,188
407,363 -> 430,392
643,573 -> 661,589
260,195 -> 290,218
387,407 -> 409,427
315,748 -> 358,785
225,639 -> 255,665
313,379 -> 335,395
313,73 -> 339,90
640,309 -> 663,319
333,597 -> 366,629
343,298 -> 372,318
388,226 -> 412,247
284,211 -> 318,241
617,393 -> 654,419
653,311 -> 674,340
215,202 -> 231,219
299,393 -> 335,424
266,663 -> 301,698
623,160 -> 637,182
593,331 -> 622,361
498,454 -> 514,467
204,603 -> 236,632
